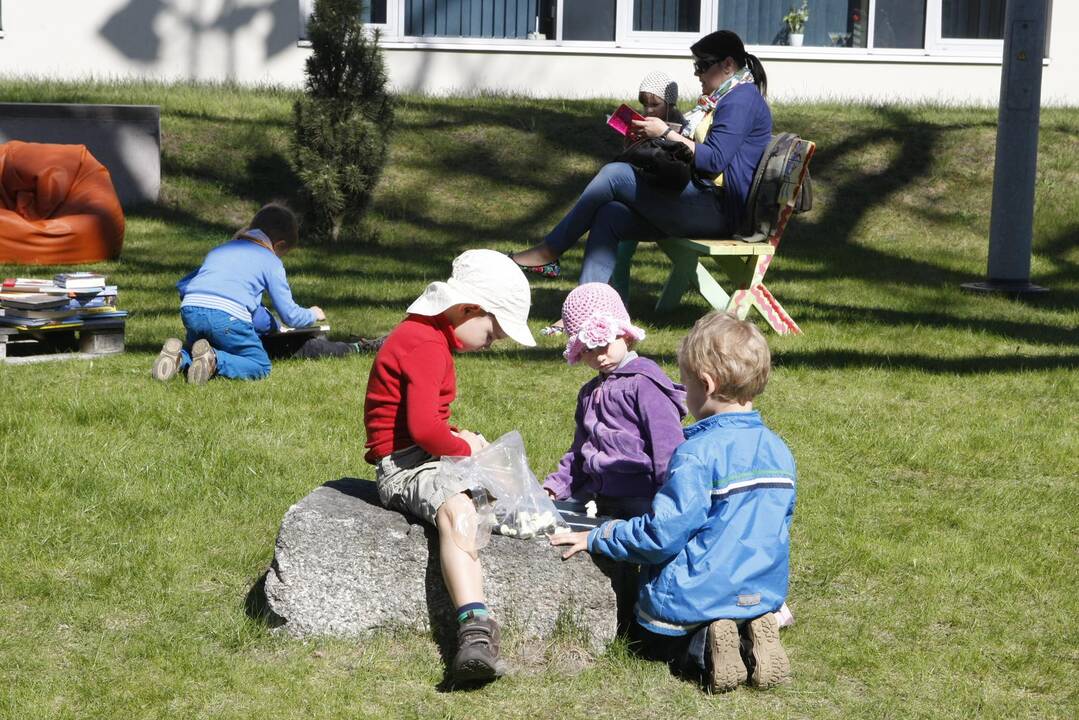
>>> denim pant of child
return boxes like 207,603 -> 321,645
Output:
629,620 -> 711,687
543,162 -> 732,285
179,306 -> 272,380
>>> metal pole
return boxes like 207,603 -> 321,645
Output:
962,0 -> 1049,295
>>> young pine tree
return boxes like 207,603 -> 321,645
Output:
292,0 -> 394,242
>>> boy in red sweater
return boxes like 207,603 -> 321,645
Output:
364,249 -> 535,684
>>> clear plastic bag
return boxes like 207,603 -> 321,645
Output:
438,465 -> 499,554
439,431 -> 570,548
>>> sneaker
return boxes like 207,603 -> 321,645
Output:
451,612 -> 505,684
775,602 -> 795,628
151,338 -> 183,381
186,339 -> 217,385
743,613 -> 791,689
539,322 -> 565,337
348,334 -> 387,353
707,619 -> 747,692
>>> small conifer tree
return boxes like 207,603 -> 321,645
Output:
292,0 -> 393,242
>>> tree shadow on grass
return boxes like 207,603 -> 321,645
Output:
119,97 -> 1076,374
773,349 -> 1079,373
795,300 -> 1079,346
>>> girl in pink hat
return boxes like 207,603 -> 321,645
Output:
542,283 -> 687,520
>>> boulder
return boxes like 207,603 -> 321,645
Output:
261,478 -> 622,654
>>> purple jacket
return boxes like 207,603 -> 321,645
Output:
543,356 -> 687,500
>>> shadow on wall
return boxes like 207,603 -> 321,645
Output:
100,0 -> 300,81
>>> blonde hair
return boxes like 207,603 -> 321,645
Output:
244,203 -> 299,246
678,311 -> 771,404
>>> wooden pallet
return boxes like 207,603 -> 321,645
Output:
0,318 -> 125,364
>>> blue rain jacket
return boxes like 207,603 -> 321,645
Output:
588,410 -> 796,636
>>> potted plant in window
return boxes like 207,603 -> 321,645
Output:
784,1 -> 810,47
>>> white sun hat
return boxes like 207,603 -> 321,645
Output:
407,249 -> 536,347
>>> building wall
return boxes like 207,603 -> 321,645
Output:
0,1 -> 1075,105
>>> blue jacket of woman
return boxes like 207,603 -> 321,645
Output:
588,410 -> 796,636
693,83 -> 773,232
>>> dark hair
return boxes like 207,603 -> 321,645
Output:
247,203 -> 299,246
690,30 -> 768,99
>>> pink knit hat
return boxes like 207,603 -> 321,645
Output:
562,283 -> 646,364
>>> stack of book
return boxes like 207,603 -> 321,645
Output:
0,273 -> 128,328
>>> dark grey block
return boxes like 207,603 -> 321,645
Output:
79,328 -> 125,355
0,102 -> 160,208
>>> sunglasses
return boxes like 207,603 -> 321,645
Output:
692,57 -> 721,75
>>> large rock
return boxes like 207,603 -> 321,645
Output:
261,478 -> 621,653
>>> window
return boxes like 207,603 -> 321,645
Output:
942,0 -> 1003,39
633,0 -> 701,33
299,0 -> 390,39
297,0 -> 1050,59
711,0 -> 1046,55
873,0 -> 927,49
562,0 -> 616,42
365,0 -> 389,25
403,0 -> 540,39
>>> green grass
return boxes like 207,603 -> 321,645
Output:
1,80 -> 1077,719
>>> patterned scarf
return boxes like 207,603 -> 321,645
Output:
680,66 -> 756,138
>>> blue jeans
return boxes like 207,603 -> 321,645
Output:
544,162 -> 731,284
179,306 -> 272,380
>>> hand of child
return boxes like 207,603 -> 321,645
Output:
549,530 -> 590,560
310,306 -> 326,321
545,487 -> 557,499
454,429 -> 488,454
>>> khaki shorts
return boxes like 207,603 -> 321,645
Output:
375,445 -> 471,525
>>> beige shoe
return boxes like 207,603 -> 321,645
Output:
186,339 -> 217,385
151,338 -> 183,381
744,613 -> 791,689
707,618 -> 748,692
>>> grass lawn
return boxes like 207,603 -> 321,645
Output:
1,80 -> 1076,719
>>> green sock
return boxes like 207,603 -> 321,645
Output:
457,603 -> 489,623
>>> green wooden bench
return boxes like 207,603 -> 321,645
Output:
611,137 -> 816,335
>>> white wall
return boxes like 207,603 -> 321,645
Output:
0,0 -> 1076,106
380,47 -> 1074,106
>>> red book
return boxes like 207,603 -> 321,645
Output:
607,103 -> 645,136
2,277 -> 56,292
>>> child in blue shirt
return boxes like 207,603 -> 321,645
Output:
151,203 -> 325,384
551,311 -> 796,693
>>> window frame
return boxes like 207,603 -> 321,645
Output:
923,0 -> 1005,56
296,0 -> 1047,63
298,0 -> 395,42
617,1 -> 715,46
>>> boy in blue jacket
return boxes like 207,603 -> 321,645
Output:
551,311 -> 795,693
151,203 -> 325,384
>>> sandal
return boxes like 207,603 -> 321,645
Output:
540,324 -> 565,337
509,252 -> 561,279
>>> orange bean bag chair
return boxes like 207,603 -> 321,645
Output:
0,141 -> 125,265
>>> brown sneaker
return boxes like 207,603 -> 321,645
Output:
151,338 -> 183,381
743,613 -> 791,689
707,619 -> 748,692
186,339 -> 217,385
451,612 -> 505,684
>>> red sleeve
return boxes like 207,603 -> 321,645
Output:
398,343 -> 471,458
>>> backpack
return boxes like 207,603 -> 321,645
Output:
736,132 -> 813,243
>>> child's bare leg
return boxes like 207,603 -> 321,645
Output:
436,492 -> 504,682
435,492 -> 484,606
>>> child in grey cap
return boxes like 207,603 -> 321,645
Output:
638,71 -> 685,128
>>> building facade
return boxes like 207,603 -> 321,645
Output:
0,1 -> 1074,105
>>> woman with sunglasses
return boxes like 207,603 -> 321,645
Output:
510,30 -> 772,311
